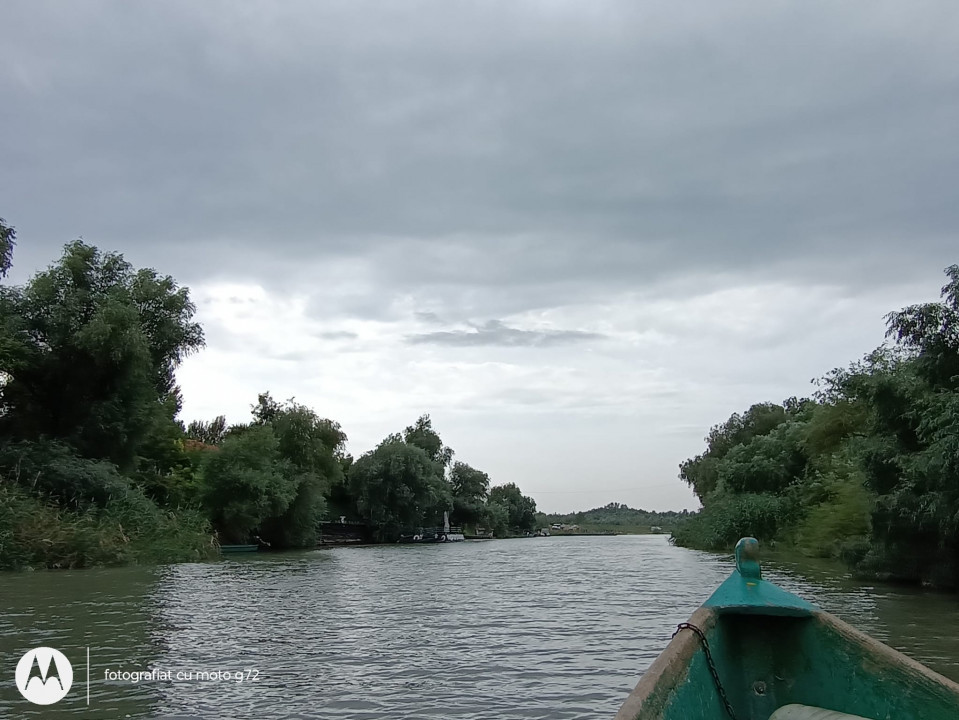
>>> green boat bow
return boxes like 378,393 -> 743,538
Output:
615,538 -> 959,720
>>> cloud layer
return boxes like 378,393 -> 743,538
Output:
3,0 -> 958,510
407,320 -> 605,347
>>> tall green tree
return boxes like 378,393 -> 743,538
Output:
717,421 -> 809,495
0,241 -> 203,471
449,461 -> 490,528
680,402 -> 793,500
0,229 -> 216,568
134,393 -> 197,506
488,482 -> 538,533
197,394 -> 349,547
403,414 -> 454,467
484,501 -> 509,537
200,424 -> 296,544
187,415 -> 228,445
256,396 -> 348,547
885,264 -> 959,389
348,435 -> 451,541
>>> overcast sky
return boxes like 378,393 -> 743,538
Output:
2,1 -> 958,512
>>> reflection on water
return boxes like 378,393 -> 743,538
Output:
1,536 -> 957,719
0,566 -> 159,717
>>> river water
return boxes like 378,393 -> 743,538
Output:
1,535 -> 957,719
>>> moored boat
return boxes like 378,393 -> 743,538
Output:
397,511 -> 466,544
219,544 -> 259,553
464,531 -> 494,540
615,537 -> 959,720
219,536 -> 271,554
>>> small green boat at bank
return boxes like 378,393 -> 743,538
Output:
219,544 -> 259,553
615,538 -> 959,720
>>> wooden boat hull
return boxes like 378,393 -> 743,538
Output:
219,544 -> 259,553
615,539 -> 959,720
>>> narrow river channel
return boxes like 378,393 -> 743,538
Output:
2,535 -> 957,719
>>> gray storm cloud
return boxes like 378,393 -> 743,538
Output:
2,0 -> 957,299
2,0 -> 958,510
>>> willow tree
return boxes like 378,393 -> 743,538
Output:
0,241 -> 203,472
348,435 -> 452,541
488,483 -> 538,533
449,461 -> 490,528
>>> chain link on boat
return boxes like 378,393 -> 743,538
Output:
673,622 -> 738,720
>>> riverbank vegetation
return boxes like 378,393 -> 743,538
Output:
0,220 -> 538,569
538,503 -> 687,534
673,266 -> 959,590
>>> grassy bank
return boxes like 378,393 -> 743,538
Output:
0,483 -> 217,570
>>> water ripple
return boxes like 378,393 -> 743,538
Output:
1,536 -> 956,719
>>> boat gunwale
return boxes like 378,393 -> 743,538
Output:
614,605 -> 719,720
811,608 -> 959,695
614,605 -> 959,720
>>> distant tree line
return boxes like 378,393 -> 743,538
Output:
538,503 -> 688,533
673,265 -> 959,590
0,219 -> 537,569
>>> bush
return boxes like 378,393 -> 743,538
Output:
671,492 -> 797,551
199,425 -> 296,543
0,440 -> 130,508
0,482 -> 216,570
794,464 -> 872,558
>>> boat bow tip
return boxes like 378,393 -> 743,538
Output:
703,537 -> 818,617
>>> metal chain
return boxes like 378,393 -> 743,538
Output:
673,622 -> 738,720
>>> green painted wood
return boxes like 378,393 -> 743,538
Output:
614,538 -> 959,720
219,544 -> 259,553
769,706 -> 870,720
703,538 -> 817,617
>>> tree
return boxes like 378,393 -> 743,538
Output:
1,219 -> 19,401
488,483 -> 538,533
680,402 -> 793,500
258,399 -> 348,547
484,501 -> 509,537
199,394 -> 349,547
200,425 -> 296,543
251,392 -> 283,425
449,461 -> 490,528
0,231 -> 217,569
135,393 -> 199,507
885,264 -> 959,389
0,217 -> 14,279
674,267 -> 959,587
403,414 -> 454,468
0,241 -> 204,471
187,416 -> 228,446
717,421 -> 808,495
348,437 -> 451,541
0,439 -> 129,508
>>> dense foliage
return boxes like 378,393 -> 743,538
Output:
347,416 -> 538,540
349,431 -> 451,541
0,227 -> 214,568
0,219 -> 538,568
673,266 -> 959,589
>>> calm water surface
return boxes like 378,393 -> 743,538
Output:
1,536 -> 957,719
